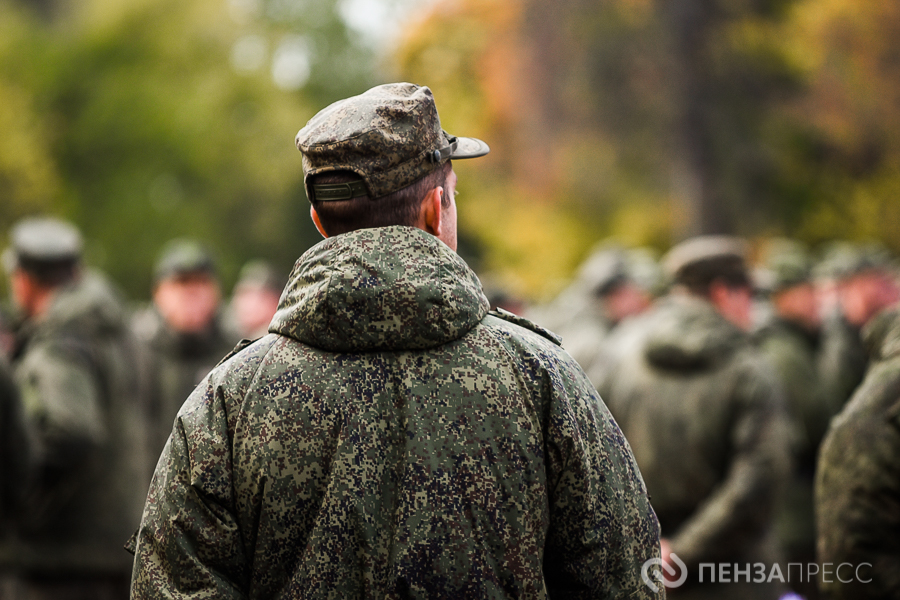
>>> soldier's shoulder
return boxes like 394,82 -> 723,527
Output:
483,308 -> 563,346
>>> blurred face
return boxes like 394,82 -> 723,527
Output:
710,281 -> 753,331
841,271 -> 900,327
153,272 -> 221,334
774,282 -> 820,332
232,285 -> 281,337
604,283 -> 652,325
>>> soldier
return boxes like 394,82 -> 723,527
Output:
814,242 -> 900,411
2,216 -> 145,599
226,259 -> 284,340
131,238 -> 239,465
530,244 -> 656,371
815,305 -> 900,599
596,235 -> 791,600
130,83 -> 662,598
754,239 -> 831,600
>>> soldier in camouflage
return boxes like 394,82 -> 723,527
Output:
815,305 -> 900,600
129,82 -> 662,598
131,238 -> 240,472
754,239 -> 833,600
594,236 -> 791,600
2,217 -> 146,599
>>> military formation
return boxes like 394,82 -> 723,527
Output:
0,82 -> 896,599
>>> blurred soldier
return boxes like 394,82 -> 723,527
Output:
130,83 -> 662,598
754,239 -> 830,600
1,216 -> 145,599
815,242 -> 900,411
530,244 -> 656,370
226,259 -> 284,340
132,238 -> 239,464
816,306 -> 900,599
596,235 -> 791,600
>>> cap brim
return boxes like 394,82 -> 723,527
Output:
450,136 -> 490,160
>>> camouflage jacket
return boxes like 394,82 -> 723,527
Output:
755,316 -> 830,559
131,304 -> 239,468
130,226 -> 662,599
596,295 -> 790,596
8,271 -> 146,574
816,306 -> 900,600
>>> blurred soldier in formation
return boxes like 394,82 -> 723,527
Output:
754,239 -> 832,600
1,217 -> 145,599
131,238 -> 239,468
595,235 -> 791,600
129,82 -> 661,598
528,243 -> 657,370
816,305 -> 900,599
226,259 -> 284,340
814,242 -> 900,410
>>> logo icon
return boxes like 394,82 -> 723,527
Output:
641,553 -> 688,593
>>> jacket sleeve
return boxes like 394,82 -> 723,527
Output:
669,356 -> 791,567
131,378 -> 249,599
816,395 -> 900,600
541,348 -> 663,599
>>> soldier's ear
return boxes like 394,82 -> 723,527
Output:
310,206 -> 329,239
419,186 -> 443,239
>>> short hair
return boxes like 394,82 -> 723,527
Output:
310,162 -> 452,236
17,257 -> 79,288
679,259 -> 751,297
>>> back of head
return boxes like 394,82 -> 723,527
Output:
295,82 -> 489,235
3,216 -> 83,288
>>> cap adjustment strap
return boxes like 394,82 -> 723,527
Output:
311,180 -> 369,202
429,137 -> 458,164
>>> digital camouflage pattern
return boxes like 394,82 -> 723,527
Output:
130,226 -> 662,599
595,294 -> 791,600
7,271 -> 146,575
816,306 -> 900,600
296,83 -> 488,200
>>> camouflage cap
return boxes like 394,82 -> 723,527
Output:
154,238 -> 217,283
2,216 -> 83,274
234,259 -> 283,293
759,238 -> 812,292
295,83 -> 489,201
576,246 -> 630,296
814,240 -> 895,281
662,235 -> 750,289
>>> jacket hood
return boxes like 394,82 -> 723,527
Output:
270,226 -> 490,352
40,270 -> 129,338
643,294 -> 744,370
862,306 -> 900,361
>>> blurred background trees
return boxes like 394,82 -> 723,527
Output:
1,0 -> 898,302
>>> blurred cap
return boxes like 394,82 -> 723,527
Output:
3,216 -> 83,274
663,235 -> 750,288
234,260 -> 283,293
576,246 -> 629,296
296,83 -> 489,201
814,241 -> 894,281
759,238 -> 813,292
154,238 -> 216,283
